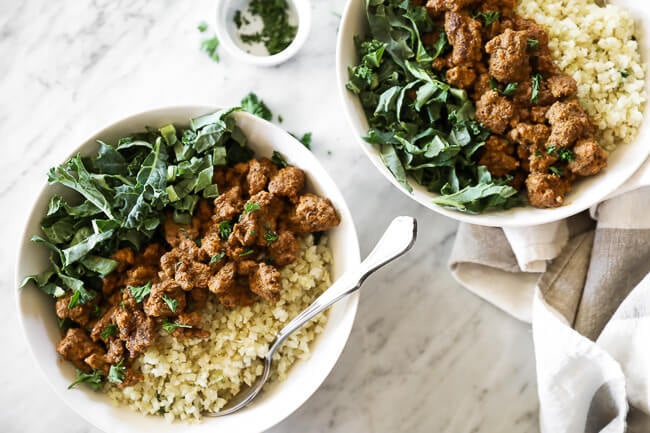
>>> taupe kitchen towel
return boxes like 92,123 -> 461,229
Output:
448,186 -> 650,433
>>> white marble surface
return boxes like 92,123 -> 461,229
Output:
0,1 -> 539,432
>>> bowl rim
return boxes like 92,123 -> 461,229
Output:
14,104 -> 361,432
214,0 -> 312,67
335,0 -> 650,227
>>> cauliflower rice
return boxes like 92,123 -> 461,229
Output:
106,234 -> 332,421
517,0 -> 647,150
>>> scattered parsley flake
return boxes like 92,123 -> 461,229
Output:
243,201 -> 261,213
68,369 -> 104,391
531,73 -> 543,104
100,324 -> 117,340
161,295 -> 178,313
549,166 -> 564,176
527,38 -> 539,50
241,93 -> 272,121
210,252 -> 226,264
129,281 -> 152,303
473,11 -> 500,26
239,249 -> 254,257
197,21 -> 208,33
218,220 -> 233,240
162,320 -> 193,333
200,36 -> 220,62
558,148 -> 575,162
264,230 -> 279,244
489,78 -> 518,96
272,151 -> 288,168
108,359 -> 126,384
546,145 -> 557,154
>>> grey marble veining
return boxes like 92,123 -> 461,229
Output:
0,1 -> 538,432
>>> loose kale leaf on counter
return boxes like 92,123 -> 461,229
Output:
347,0 -> 520,213
22,108 -> 254,308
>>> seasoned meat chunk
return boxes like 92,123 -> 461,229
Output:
163,216 -> 199,248
113,307 -> 156,358
508,123 -> 550,148
124,264 -> 157,288
426,0 -> 481,16
105,338 -> 125,364
217,282 -> 255,308
478,136 -> 519,177
529,105 -> 550,123
246,158 -> 278,195
187,287 -> 209,312
525,173 -> 571,208
144,281 -> 186,317
232,191 -> 284,247
288,193 -> 341,233
268,167 -> 305,202
547,74 -> 577,99
514,16 -> 556,74
485,29 -> 530,83
249,263 -> 282,303
475,90 -> 517,134
55,293 -> 96,327
567,139 -> 608,176
445,65 -> 476,89
267,231 -> 300,266
112,248 -> 135,271
546,100 -> 593,149
472,70 -> 492,99
174,260 -> 211,291
56,328 -> 102,370
444,11 -> 483,66
529,149 -> 557,173
200,228 -> 226,258
212,185 -> 244,221
208,261 -> 236,295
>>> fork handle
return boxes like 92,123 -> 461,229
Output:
268,216 -> 418,357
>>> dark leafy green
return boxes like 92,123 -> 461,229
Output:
347,0 -> 520,213
241,92 -> 273,121
22,108 -> 254,311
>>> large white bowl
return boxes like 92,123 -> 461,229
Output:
336,0 -> 650,227
15,106 -> 360,433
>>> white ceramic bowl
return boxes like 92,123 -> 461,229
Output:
15,106 -> 360,433
336,0 -> 650,227
215,0 -> 311,67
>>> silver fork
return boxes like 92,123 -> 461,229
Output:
203,215 -> 418,417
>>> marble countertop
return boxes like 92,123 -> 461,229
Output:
0,1 -> 539,431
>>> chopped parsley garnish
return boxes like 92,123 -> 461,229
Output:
264,230 -> 279,244
161,295 -> 178,313
100,324 -> 118,339
91,304 -> 102,319
200,36 -> 220,62
68,289 -> 95,310
241,92 -> 272,121
531,73 -> 543,104
129,281 -> 152,303
272,151 -> 288,168
162,320 -> 193,333
473,11 -> 501,26
108,359 -> 126,384
233,10 -> 250,28
535,150 -> 543,158
558,148 -> 575,162
68,369 -> 104,391
546,145 -> 557,154
620,70 -> 630,78
527,38 -> 539,50
549,166 -> 564,176
243,201 -> 261,213
239,249 -> 254,257
197,21 -> 208,33
210,252 -> 226,264
218,220 -> 233,240
236,0 -> 298,55
489,78 -> 518,96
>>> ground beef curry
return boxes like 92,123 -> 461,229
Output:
423,0 -> 608,207
55,157 -> 340,385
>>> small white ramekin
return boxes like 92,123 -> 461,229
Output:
215,0 -> 311,67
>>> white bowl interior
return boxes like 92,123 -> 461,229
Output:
15,107 -> 360,433
336,0 -> 650,227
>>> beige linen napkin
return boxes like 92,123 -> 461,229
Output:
448,168 -> 650,432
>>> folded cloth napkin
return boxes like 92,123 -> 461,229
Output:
449,164 -> 650,433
